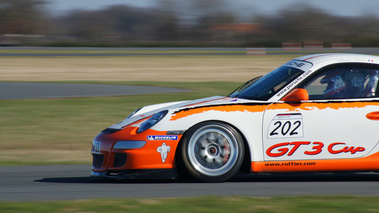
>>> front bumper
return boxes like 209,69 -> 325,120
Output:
91,169 -> 178,180
91,125 -> 183,179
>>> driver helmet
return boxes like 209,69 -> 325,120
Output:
321,70 -> 348,98
321,69 -> 365,98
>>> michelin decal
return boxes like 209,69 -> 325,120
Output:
147,135 -> 178,140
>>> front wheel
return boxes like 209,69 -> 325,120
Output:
180,121 -> 245,182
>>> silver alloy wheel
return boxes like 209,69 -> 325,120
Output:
187,124 -> 239,177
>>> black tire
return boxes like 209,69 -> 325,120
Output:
180,121 -> 245,182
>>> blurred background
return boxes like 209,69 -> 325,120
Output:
1,0 -> 379,48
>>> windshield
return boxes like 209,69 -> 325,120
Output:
229,61 -> 311,100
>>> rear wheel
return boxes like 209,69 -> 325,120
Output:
181,121 -> 244,182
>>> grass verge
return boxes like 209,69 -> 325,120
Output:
1,196 -> 378,212
0,81 -> 241,165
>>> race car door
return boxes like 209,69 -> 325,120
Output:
261,63 -> 379,172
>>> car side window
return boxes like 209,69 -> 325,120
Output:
303,67 -> 379,100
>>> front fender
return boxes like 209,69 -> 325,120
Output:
152,104 -> 268,162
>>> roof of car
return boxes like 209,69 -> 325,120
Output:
294,53 -> 379,65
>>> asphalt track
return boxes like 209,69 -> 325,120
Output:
2,165 -> 379,201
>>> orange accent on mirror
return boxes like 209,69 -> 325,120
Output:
281,88 -> 309,102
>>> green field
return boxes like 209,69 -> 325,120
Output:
0,81 -> 241,165
0,53 -> 295,165
1,196 -> 379,213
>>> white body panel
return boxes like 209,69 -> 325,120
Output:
263,101 -> 379,161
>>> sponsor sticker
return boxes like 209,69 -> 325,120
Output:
284,60 -> 312,71
157,143 -> 171,163
268,113 -> 303,138
266,141 -> 365,157
223,97 -> 238,102
147,135 -> 178,140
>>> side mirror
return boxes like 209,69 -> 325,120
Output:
281,88 -> 309,102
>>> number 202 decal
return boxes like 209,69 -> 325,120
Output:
268,113 -> 303,138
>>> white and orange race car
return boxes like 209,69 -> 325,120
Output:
91,53 -> 379,182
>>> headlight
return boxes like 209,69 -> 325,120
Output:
136,110 -> 168,133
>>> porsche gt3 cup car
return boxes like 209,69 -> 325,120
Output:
91,53 -> 379,182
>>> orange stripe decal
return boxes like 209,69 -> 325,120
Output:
269,102 -> 379,111
366,111 -> 379,120
170,104 -> 268,121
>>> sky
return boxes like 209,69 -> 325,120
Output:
46,0 -> 379,18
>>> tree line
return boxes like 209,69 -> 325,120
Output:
1,0 -> 379,47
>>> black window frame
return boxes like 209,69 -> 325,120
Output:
296,63 -> 379,101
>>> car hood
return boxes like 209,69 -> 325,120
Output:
109,96 -> 266,129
